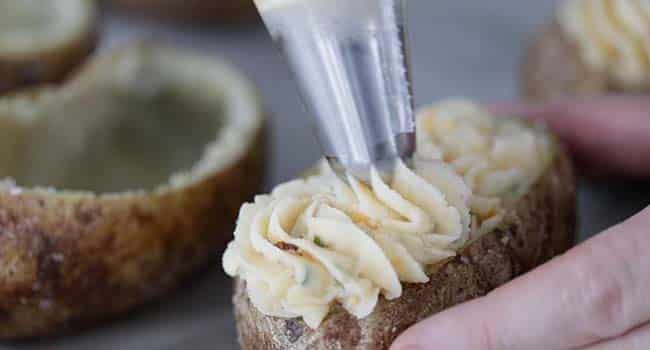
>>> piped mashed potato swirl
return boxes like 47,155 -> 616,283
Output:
417,100 -> 553,219
558,0 -> 650,89
223,100 -> 552,328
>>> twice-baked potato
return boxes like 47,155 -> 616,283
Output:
522,0 -> 650,100
0,0 -> 99,94
112,0 -> 257,24
0,44 -> 264,339
227,100 -> 576,350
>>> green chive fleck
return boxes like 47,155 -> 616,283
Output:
314,236 -> 326,248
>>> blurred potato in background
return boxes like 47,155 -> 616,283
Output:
111,0 -> 258,24
0,0 -> 99,94
522,0 -> 650,101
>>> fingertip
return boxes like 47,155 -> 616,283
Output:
390,325 -> 425,350
390,308 -> 481,350
488,96 -> 650,178
485,101 -> 563,123
485,101 -> 529,117
391,316 -> 448,350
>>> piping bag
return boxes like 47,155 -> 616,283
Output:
255,0 -> 415,181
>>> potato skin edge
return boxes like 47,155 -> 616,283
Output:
0,126 -> 265,339
233,145 -> 577,350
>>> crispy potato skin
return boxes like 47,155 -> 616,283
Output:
233,145 -> 577,350
112,0 -> 257,23
0,128 -> 264,339
0,24 -> 98,95
521,21 -> 640,101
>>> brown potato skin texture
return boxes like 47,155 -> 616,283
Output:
112,0 -> 257,24
233,144 -> 577,350
521,21 -> 613,101
0,22 -> 99,95
0,128 -> 264,339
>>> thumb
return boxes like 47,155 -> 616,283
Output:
391,207 -> 650,350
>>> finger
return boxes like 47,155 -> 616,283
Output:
391,207 -> 650,350
580,323 -> 650,350
489,96 -> 650,177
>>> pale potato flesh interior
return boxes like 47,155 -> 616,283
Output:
32,90 -> 222,193
0,62 -> 226,194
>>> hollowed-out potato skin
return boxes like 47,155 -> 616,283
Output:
521,21 -> 645,101
0,128 -> 264,339
233,143 -> 577,350
0,43 -> 266,338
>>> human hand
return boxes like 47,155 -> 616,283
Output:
392,96 -> 650,350
490,96 -> 650,178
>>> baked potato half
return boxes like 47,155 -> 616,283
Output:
112,0 -> 257,24
522,21 -> 606,101
229,101 -> 577,350
0,44 -> 264,339
0,0 -> 99,94
522,0 -> 650,100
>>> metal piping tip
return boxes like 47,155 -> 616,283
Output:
327,131 -> 415,183
256,0 -> 415,182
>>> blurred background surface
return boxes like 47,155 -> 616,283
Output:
2,0 -> 648,349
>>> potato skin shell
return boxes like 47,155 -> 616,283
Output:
0,24 -> 98,95
112,0 -> 257,24
233,146 -> 577,350
520,21 -> 645,101
0,128 -> 264,339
